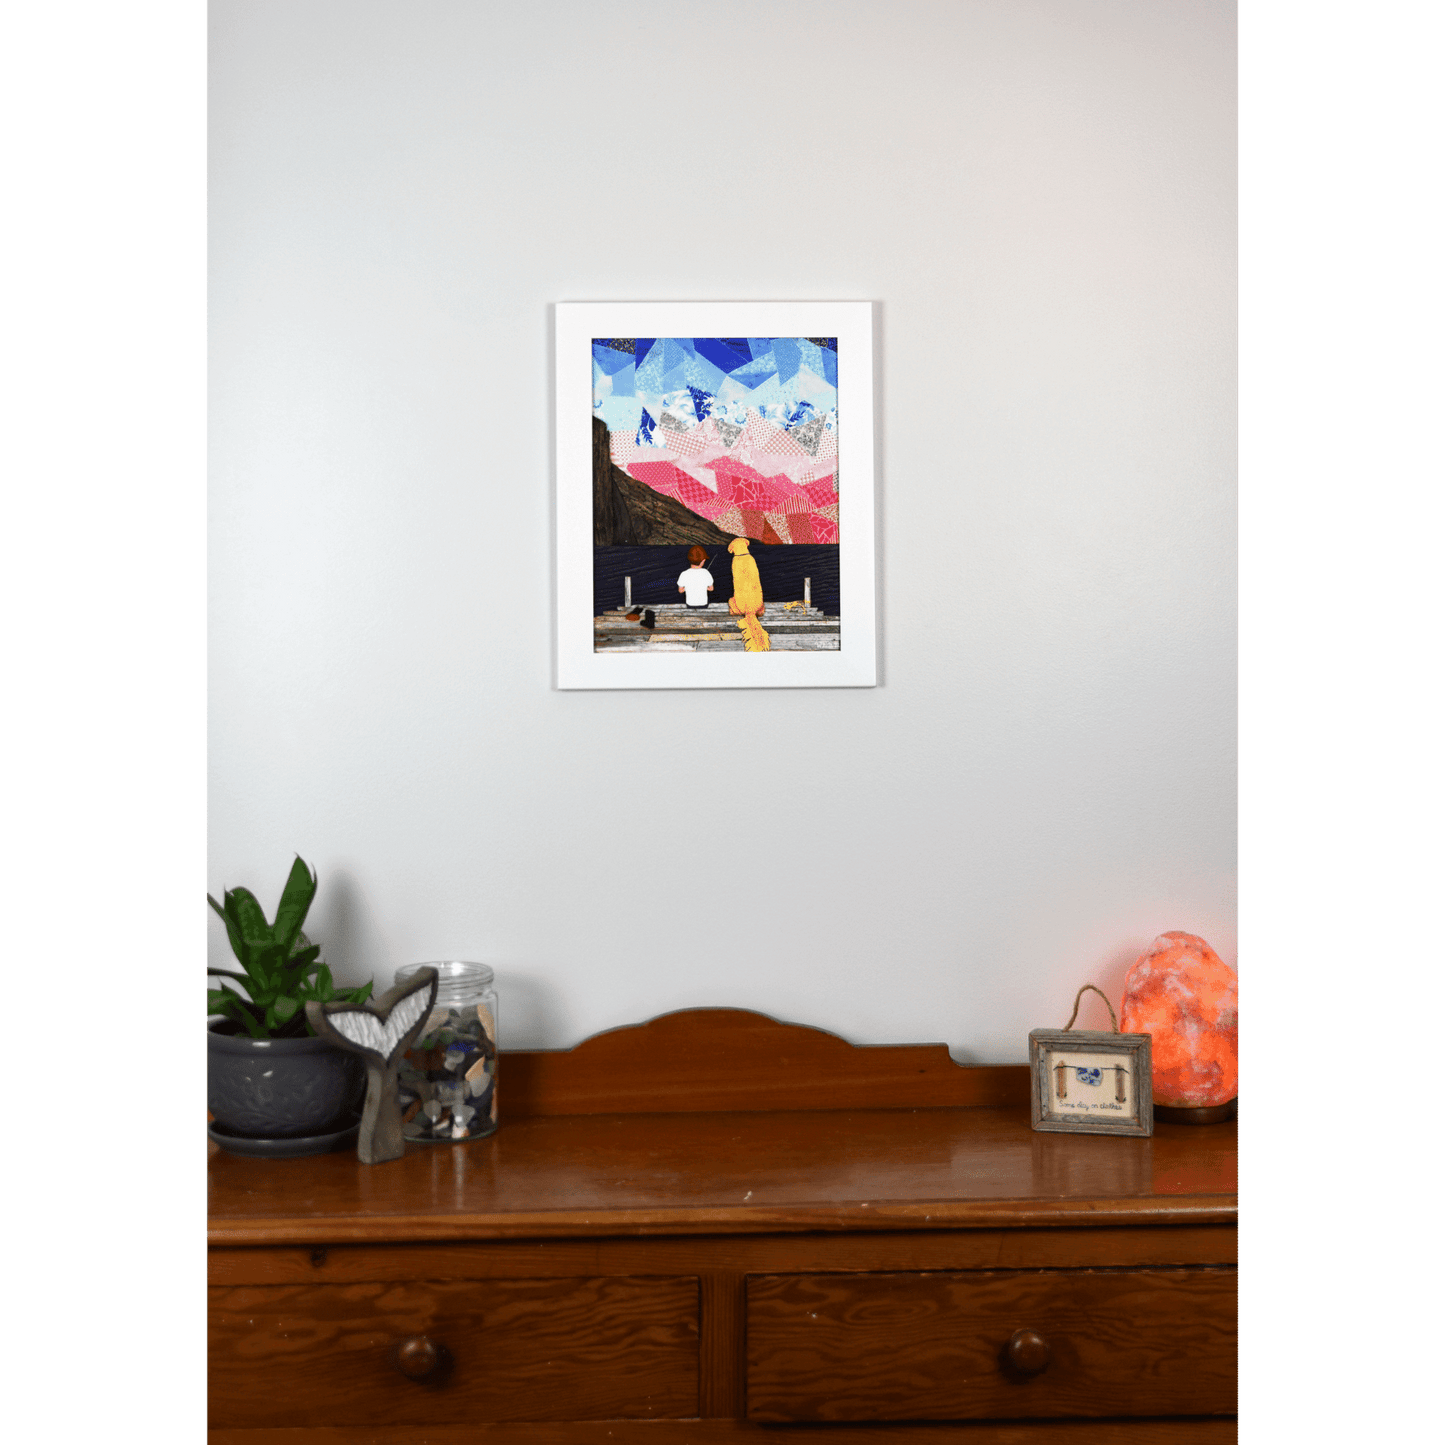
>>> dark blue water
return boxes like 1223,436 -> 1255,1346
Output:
593,545 -> 839,616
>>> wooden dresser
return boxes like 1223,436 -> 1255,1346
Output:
209,1009 -> 1237,1443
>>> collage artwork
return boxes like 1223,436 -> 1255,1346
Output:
592,336 -> 841,654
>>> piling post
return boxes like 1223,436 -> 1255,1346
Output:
624,576 -> 632,609
804,576 -> 811,606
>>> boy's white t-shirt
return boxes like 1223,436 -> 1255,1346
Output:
678,567 -> 713,605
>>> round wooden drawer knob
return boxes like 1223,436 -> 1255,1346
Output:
1006,1327 -> 1051,1375
394,1335 -> 440,1379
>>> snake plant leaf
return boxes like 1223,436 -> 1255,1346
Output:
278,974 -> 320,1004
208,857 -> 372,1039
252,940 -> 292,983
226,887 -> 273,956
274,947 -> 323,994
275,972 -> 315,1004
208,894 -> 245,961
271,856 -> 317,956
237,1009 -> 269,1039
214,985 -> 267,1038
207,967 -> 252,985
287,944 -> 322,970
295,965 -> 344,1003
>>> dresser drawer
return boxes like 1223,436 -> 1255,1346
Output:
746,1268 -> 1236,1422
209,1276 -> 698,1427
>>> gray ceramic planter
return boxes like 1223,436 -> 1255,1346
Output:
208,1023 -> 366,1139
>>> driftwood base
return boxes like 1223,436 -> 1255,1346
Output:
358,1061 -> 405,1163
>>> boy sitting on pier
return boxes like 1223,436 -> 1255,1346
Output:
676,546 -> 714,608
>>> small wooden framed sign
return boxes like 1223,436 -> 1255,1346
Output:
1029,985 -> 1153,1137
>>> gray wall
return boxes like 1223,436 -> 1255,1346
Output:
209,0 -> 1236,1059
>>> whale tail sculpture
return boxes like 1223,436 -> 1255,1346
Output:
307,967 -> 439,1163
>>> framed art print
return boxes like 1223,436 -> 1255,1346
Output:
555,302 -> 876,688
1028,1028 -> 1154,1137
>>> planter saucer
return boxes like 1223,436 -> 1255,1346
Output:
208,1116 -> 361,1159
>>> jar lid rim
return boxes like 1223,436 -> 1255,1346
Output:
395,960 -> 495,985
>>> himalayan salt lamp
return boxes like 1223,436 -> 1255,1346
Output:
1120,931 -> 1237,1119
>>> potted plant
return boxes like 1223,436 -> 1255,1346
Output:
208,856 -> 373,1150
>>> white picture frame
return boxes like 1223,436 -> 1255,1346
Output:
555,301 -> 877,689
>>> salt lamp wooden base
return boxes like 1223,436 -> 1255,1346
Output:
1156,1098 -> 1237,1125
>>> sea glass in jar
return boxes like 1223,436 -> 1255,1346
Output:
393,961 -> 498,1142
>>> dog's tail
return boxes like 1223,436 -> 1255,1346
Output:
737,614 -> 771,652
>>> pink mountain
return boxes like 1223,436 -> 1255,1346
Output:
609,412 -> 838,545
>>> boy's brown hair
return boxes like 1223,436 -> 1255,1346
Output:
687,546 -> 708,566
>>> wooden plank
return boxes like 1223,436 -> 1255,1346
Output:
746,1268 -> 1237,1422
596,638 -> 841,652
593,628 -> 838,640
595,605 -> 834,615
592,625 -> 839,637
207,1196 -> 1237,1247
498,1009 -> 1028,1117
208,1420 -> 1238,1444
601,604 -> 831,616
209,1225 -> 1239,1287
593,619 -> 840,630
628,626 -> 841,637
593,619 -> 838,627
769,635 -> 841,650
593,639 -> 718,651
594,621 -> 837,632
698,1273 -> 745,1418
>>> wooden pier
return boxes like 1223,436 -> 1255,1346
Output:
594,602 -> 840,652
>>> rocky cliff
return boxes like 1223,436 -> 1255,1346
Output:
593,415 -> 734,546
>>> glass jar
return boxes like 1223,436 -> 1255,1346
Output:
393,961 -> 498,1142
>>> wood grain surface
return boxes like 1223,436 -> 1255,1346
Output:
209,1104 -> 1236,1246
698,1273 -> 745,1418
208,1276 -> 698,1428
206,1010 -> 1238,1439
746,1268 -> 1237,1422
209,1225 -> 1238,1288
499,1009 -> 1030,1117
207,1420 -> 1237,1444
